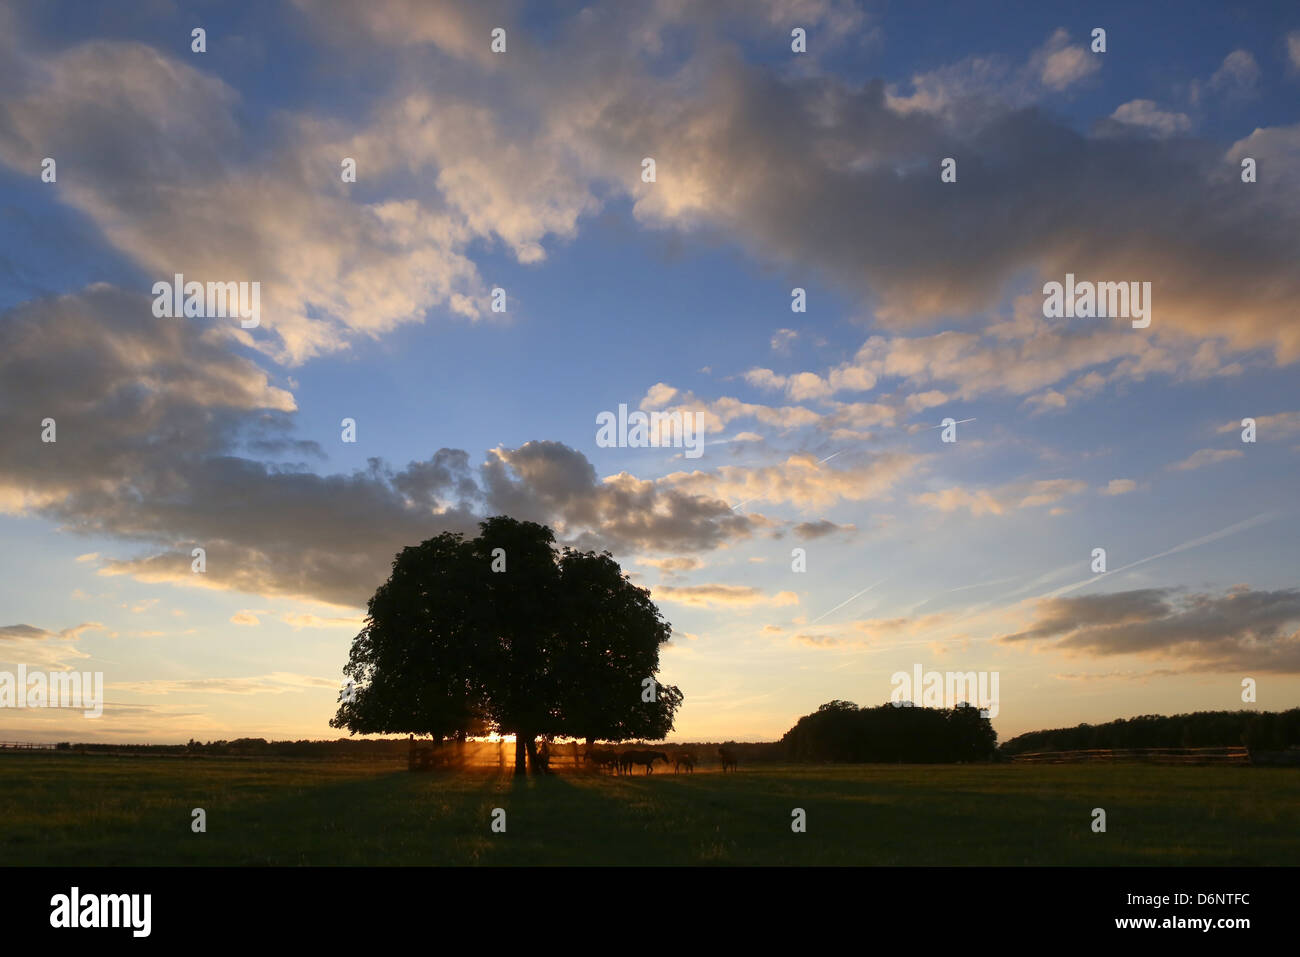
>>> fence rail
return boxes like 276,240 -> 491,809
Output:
0,741 -> 58,750
1011,746 -> 1250,765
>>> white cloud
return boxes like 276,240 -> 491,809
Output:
1169,449 -> 1244,471
1109,99 -> 1192,137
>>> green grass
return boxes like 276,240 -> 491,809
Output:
3,754 -> 1298,865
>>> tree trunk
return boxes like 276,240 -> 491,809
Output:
514,736 -> 527,776
525,736 -> 541,775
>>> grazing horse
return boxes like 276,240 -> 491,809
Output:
674,752 -> 696,774
621,749 -> 669,774
717,746 -> 738,772
587,750 -> 620,773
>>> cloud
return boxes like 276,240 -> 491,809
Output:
1036,30 -> 1101,91
1208,50 -> 1261,101
652,584 -> 799,609
638,555 -> 704,583
794,612 -> 953,648
0,29 -> 598,364
483,441 -> 771,556
998,587 -> 1300,673
113,672 -> 340,695
1217,411 -> 1300,437
735,302 -> 1250,430
586,35 -> 1299,361
1101,479 -> 1137,496
280,613 -> 365,630
1108,99 -> 1192,137
641,383 -> 679,410
291,0 -> 518,64
11,9 -> 1300,374
792,519 -> 856,540
661,451 -> 920,511
771,329 -> 799,353
887,28 -> 1098,118
915,478 -> 1088,516
1168,448 -> 1244,471
0,622 -> 103,668
0,290 -> 774,604
1023,389 -> 1067,413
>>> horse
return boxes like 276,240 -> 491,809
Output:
673,752 -> 696,773
587,750 -> 620,773
621,749 -> 669,774
717,746 -> 738,772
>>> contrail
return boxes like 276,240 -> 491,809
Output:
829,511 -> 1283,654
817,417 -> 975,466
925,417 -> 975,430
808,577 -> 888,625
1045,510 -> 1279,599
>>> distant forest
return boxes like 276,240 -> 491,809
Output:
40,706 -> 1300,763
781,699 -> 997,763
998,708 -> 1300,755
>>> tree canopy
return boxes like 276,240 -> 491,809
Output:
781,700 -> 998,763
998,708 -> 1300,756
331,516 -> 681,773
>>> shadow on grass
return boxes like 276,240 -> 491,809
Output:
6,757 -> 1297,866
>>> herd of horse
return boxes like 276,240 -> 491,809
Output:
585,746 -> 740,775
404,735 -> 742,774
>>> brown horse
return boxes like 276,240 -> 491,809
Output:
717,746 -> 738,772
621,749 -> 669,774
587,750 -> 620,773
674,752 -> 696,773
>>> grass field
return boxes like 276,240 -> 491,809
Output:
3,753 -> 1298,865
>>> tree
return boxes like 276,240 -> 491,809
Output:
551,547 -> 680,747
780,700 -> 997,763
331,517 -> 683,775
331,531 -> 490,744
470,516 -> 565,774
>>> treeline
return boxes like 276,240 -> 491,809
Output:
998,709 -> 1300,756
663,741 -> 785,764
53,738 -> 785,762
56,738 -> 418,757
780,700 -> 997,763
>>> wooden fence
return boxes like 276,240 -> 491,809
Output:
1011,746 -> 1250,765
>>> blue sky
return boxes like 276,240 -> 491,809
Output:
1,0 -> 1299,744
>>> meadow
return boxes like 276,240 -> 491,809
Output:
3,753 -> 1297,866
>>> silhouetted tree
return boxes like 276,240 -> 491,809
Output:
552,548 -> 680,747
331,517 -> 682,774
470,517 -> 565,773
331,531 -> 490,745
781,700 -> 997,763
998,709 -> 1300,755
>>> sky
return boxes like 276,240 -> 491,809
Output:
1,0 -> 1299,745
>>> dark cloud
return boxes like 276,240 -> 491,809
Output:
0,292 -> 766,606
792,519 -> 856,540
1000,587 -> 1300,673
